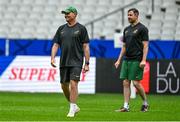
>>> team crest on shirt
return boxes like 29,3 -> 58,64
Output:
74,30 -> 80,35
133,29 -> 138,34
61,31 -> 64,34
125,30 -> 128,34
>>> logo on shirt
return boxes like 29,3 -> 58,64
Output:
61,31 -> 64,35
124,30 -> 128,36
125,30 -> 128,34
133,29 -> 138,34
74,75 -> 80,78
74,30 -> 80,35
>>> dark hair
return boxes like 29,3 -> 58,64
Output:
128,8 -> 139,16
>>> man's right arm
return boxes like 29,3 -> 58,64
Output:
114,43 -> 126,68
51,43 -> 59,67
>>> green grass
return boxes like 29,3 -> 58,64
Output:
0,92 -> 180,121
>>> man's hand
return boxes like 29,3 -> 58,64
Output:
83,64 -> 89,73
114,60 -> 120,69
51,58 -> 57,68
140,60 -> 146,68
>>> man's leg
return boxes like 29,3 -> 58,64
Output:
67,67 -> 82,117
133,80 -> 147,101
60,67 -> 70,102
69,67 -> 81,104
115,60 -> 130,112
61,83 -> 70,102
123,79 -> 130,110
69,80 -> 78,103
115,79 -> 130,112
67,80 -> 80,117
133,80 -> 149,112
123,79 -> 131,104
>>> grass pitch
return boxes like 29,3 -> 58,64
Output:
0,92 -> 180,121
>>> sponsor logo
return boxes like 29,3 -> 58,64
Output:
156,62 -> 179,94
9,67 -> 57,81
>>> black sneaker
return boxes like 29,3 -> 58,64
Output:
141,105 -> 149,112
115,107 -> 129,112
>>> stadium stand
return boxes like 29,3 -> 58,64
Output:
0,0 -> 180,40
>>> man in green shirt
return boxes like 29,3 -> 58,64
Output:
115,8 -> 149,112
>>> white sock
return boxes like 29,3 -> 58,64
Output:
143,101 -> 148,106
123,102 -> 129,109
70,103 -> 76,111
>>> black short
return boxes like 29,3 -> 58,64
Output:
60,67 -> 82,83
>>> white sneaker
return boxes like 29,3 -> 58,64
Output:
75,105 -> 80,113
67,110 -> 75,117
67,105 -> 80,117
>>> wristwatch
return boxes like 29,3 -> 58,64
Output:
85,61 -> 89,65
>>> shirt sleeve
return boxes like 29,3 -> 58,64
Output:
52,26 -> 61,46
141,26 -> 149,41
81,26 -> 89,43
122,29 -> 126,43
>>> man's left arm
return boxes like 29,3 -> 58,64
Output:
83,43 -> 90,72
140,41 -> 149,68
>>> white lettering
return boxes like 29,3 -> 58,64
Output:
169,78 -> 179,93
166,62 -> 176,77
157,78 -> 168,93
157,62 -> 165,77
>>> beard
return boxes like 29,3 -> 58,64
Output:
128,18 -> 135,24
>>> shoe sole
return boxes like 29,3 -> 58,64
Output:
67,115 -> 74,117
141,105 -> 149,112
141,109 -> 148,112
115,109 -> 129,112
75,108 -> 80,113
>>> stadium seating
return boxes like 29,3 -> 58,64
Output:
0,0 -> 179,40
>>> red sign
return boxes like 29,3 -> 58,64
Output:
140,62 -> 150,93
